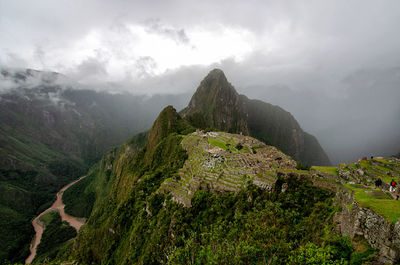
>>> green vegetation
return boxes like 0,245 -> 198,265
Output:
63,131 -> 150,218
208,138 -> 229,150
40,107 -> 349,264
39,210 -> 57,226
358,160 -> 381,176
37,105 -> 390,264
349,236 -> 377,265
374,158 -> 397,166
296,161 -> 311,171
312,166 -> 339,176
288,242 -> 348,264
64,177 -> 355,265
0,204 -> 33,263
34,211 -> 76,263
345,184 -> 400,223
0,158 -> 86,263
339,163 -> 358,170
345,204 -> 353,211
0,82 -> 161,263
62,175 -> 95,218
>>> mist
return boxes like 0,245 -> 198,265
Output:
1,0 -> 399,165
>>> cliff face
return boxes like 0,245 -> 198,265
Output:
181,69 -> 331,166
335,189 -> 400,264
181,69 -> 249,135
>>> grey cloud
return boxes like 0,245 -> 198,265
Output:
67,56 -> 109,83
135,56 -> 157,78
144,19 -> 190,45
33,45 -> 46,68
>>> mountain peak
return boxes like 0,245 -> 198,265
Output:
146,106 -> 179,150
204,68 -> 227,81
145,105 -> 193,163
181,69 -> 249,134
200,68 -> 231,92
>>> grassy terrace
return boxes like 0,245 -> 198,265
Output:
208,138 -> 230,150
340,163 -> 358,171
359,160 -> 382,175
207,137 -> 250,153
311,166 -> 339,176
374,158 -> 398,166
278,169 -> 310,174
345,184 -> 400,223
357,159 -> 400,183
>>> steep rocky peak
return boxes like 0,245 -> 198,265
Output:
202,68 -> 228,84
187,68 -> 239,111
146,105 -> 180,151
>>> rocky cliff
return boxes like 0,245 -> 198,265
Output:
335,188 -> 400,264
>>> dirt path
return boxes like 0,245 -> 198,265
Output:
25,176 -> 87,264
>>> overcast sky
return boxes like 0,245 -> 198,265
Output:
1,0 -> 399,164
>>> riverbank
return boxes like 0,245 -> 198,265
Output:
25,176 -> 87,264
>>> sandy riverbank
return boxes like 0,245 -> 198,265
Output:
25,176 -> 87,264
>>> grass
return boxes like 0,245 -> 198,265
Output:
350,236 -> 377,264
340,163 -> 358,171
358,159 -> 400,183
374,164 -> 392,173
345,184 -> 400,223
374,158 -> 397,166
381,175 -> 396,184
345,204 -> 353,211
264,170 -> 277,179
311,166 -> 339,176
358,160 -> 381,176
207,137 -> 243,153
208,138 -> 229,150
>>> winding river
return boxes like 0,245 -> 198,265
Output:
25,176 -> 87,264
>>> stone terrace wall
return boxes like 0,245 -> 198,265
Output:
335,188 -> 400,264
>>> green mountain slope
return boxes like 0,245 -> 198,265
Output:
0,68 -> 172,263
181,69 -> 331,166
40,106 -> 367,265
